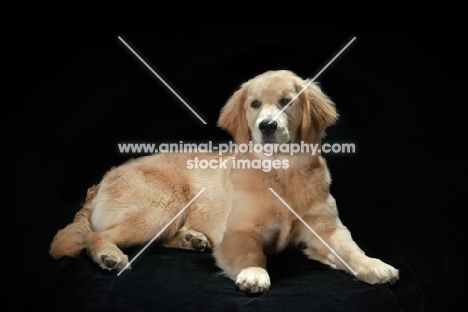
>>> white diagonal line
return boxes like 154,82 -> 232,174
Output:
268,188 -> 357,276
118,36 -> 207,125
269,37 -> 356,124
117,187 -> 206,275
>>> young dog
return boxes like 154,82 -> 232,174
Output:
50,70 -> 399,293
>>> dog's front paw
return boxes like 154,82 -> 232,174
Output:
236,267 -> 270,293
355,258 -> 399,285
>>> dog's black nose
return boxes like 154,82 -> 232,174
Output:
259,119 -> 278,135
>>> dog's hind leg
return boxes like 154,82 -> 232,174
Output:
86,228 -> 133,270
86,212 -> 187,271
86,208 -> 190,271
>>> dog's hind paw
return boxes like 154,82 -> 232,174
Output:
180,230 -> 211,251
97,253 -> 129,271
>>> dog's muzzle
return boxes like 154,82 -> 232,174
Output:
259,119 -> 278,135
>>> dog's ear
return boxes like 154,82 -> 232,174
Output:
296,78 -> 338,144
217,82 -> 250,145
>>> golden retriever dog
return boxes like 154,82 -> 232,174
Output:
50,70 -> 399,293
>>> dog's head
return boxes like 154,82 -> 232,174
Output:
217,70 -> 338,146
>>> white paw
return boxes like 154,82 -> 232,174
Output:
236,267 -> 271,293
355,258 -> 399,285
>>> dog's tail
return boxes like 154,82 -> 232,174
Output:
49,184 -> 99,259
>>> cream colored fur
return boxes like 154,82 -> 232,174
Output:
50,70 -> 399,293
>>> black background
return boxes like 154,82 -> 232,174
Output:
5,7 -> 466,311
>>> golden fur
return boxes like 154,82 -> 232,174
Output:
50,70 -> 399,293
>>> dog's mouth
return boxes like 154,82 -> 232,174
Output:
261,138 -> 292,144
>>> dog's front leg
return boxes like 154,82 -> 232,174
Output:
303,224 -> 399,284
300,196 -> 399,284
213,229 -> 270,293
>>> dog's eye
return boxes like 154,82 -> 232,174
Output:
279,98 -> 291,106
251,100 -> 261,108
